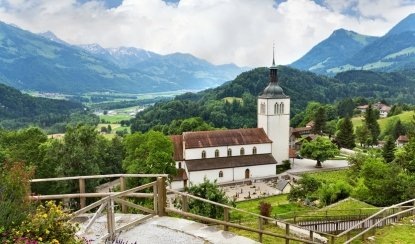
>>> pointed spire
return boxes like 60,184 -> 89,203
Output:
272,42 -> 275,66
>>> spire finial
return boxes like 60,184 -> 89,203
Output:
272,42 -> 276,66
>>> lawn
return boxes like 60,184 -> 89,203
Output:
369,216 -> 415,243
304,169 -> 350,184
99,114 -> 132,123
351,111 -> 415,133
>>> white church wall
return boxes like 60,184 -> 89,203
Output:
184,143 -> 272,160
258,97 -> 290,163
170,180 -> 184,190
188,164 -> 276,186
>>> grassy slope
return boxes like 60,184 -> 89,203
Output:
351,111 -> 415,132
370,216 -> 415,243
305,169 -> 350,184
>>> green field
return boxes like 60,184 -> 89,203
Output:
304,169 -> 350,184
369,216 -> 415,243
351,111 -> 415,132
99,114 -> 132,123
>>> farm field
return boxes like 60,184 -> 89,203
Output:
351,111 -> 415,132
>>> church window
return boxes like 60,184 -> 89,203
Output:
201,150 -> 206,159
274,103 -> 279,114
227,148 -> 232,157
281,102 -> 284,114
253,147 -> 257,155
260,103 -> 266,114
178,162 -> 182,169
240,147 -> 245,155
219,171 -> 223,178
215,149 -> 219,157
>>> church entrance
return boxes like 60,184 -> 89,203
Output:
245,169 -> 250,179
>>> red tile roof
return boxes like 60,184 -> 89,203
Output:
182,128 -> 272,149
170,135 -> 184,161
289,148 -> 297,158
185,154 -> 277,171
397,135 -> 409,142
172,168 -> 188,181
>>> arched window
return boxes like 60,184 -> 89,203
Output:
260,103 -> 266,114
178,162 -> 182,169
227,148 -> 232,157
252,147 -> 257,155
219,171 -> 223,178
281,102 -> 284,114
201,150 -> 206,159
274,103 -> 279,114
215,149 -> 219,158
240,147 -> 245,156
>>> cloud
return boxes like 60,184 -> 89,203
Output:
0,0 -> 414,66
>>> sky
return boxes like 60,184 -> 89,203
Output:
0,0 -> 414,67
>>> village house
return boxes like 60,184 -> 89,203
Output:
357,102 -> 391,118
170,52 -> 290,189
396,135 -> 409,147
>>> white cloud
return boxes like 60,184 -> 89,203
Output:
0,0 -> 414,66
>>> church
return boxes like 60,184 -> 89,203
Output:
170,53 -> 290,189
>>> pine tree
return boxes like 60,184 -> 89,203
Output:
312,107 -> 326,135
382,136 -> 396,163
336,117 -> 356,149
392,119 -> 406,140
364,104 -> 380,145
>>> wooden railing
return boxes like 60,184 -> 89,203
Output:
166,189 -> 328,243
332,198 -> 415,243
29,174 -> 328,244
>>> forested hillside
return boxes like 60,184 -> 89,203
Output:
0,84 -> 91,131
131,66 -> 415,132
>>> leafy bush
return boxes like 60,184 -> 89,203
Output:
0,161 -> 34,230
318,181 -> 352,206
258,202 -> 272,223
13,201 -> 83,244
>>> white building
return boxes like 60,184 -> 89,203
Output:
170,53 -> 291,189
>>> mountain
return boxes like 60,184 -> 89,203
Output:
291,13 -> 415,74
0,83 -> 83,129
0,21 -> 245,94
291,29 -> 378,73
130,66 -> 415,133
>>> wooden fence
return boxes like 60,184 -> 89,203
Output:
29,174 -> 325,244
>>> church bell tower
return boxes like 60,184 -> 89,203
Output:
257,47 -> 290,163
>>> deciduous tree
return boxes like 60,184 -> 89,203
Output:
300,136 -> 339,168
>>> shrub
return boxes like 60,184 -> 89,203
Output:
13,201 -> 83,244
0,161 -> 34,231
258,202 -> 272,223
318,181 -> 352,206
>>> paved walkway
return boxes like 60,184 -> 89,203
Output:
287,158 -> 349,174
77,214 -> 259,244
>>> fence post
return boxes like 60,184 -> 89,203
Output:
79,178 -> 86,209
258,217 -> 263,243
361,222 -> 365,241
107,198 -> 115,242
120,176 -> 127,213
157,177 -> 166,217
397,206 -> 402,221
309,230 -> 314,241
224,208 -> 229,231
285,223 -> 290,244
330,235 -> 335,244
153,182 -> 158,214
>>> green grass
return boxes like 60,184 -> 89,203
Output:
304,169 -> 350,184
223,97 -> 243,103
368,216 -> 415,243
99,114 -> 132,123
303,198 -> 379,218
234,194 -> 311,218
351,111 -> 415,133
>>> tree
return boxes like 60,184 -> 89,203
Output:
288,175 -> 321,202
394,137 -> 415,173
123,131 -> 176,186
107,124 -> 112,133
355,125 -> 370,147
364,104 -> 380,145
181,178 -> 231,219
300,136 -> 339,168
336,117 -> 356,149
382,136 -> 396,163
312,107 -> 326,135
